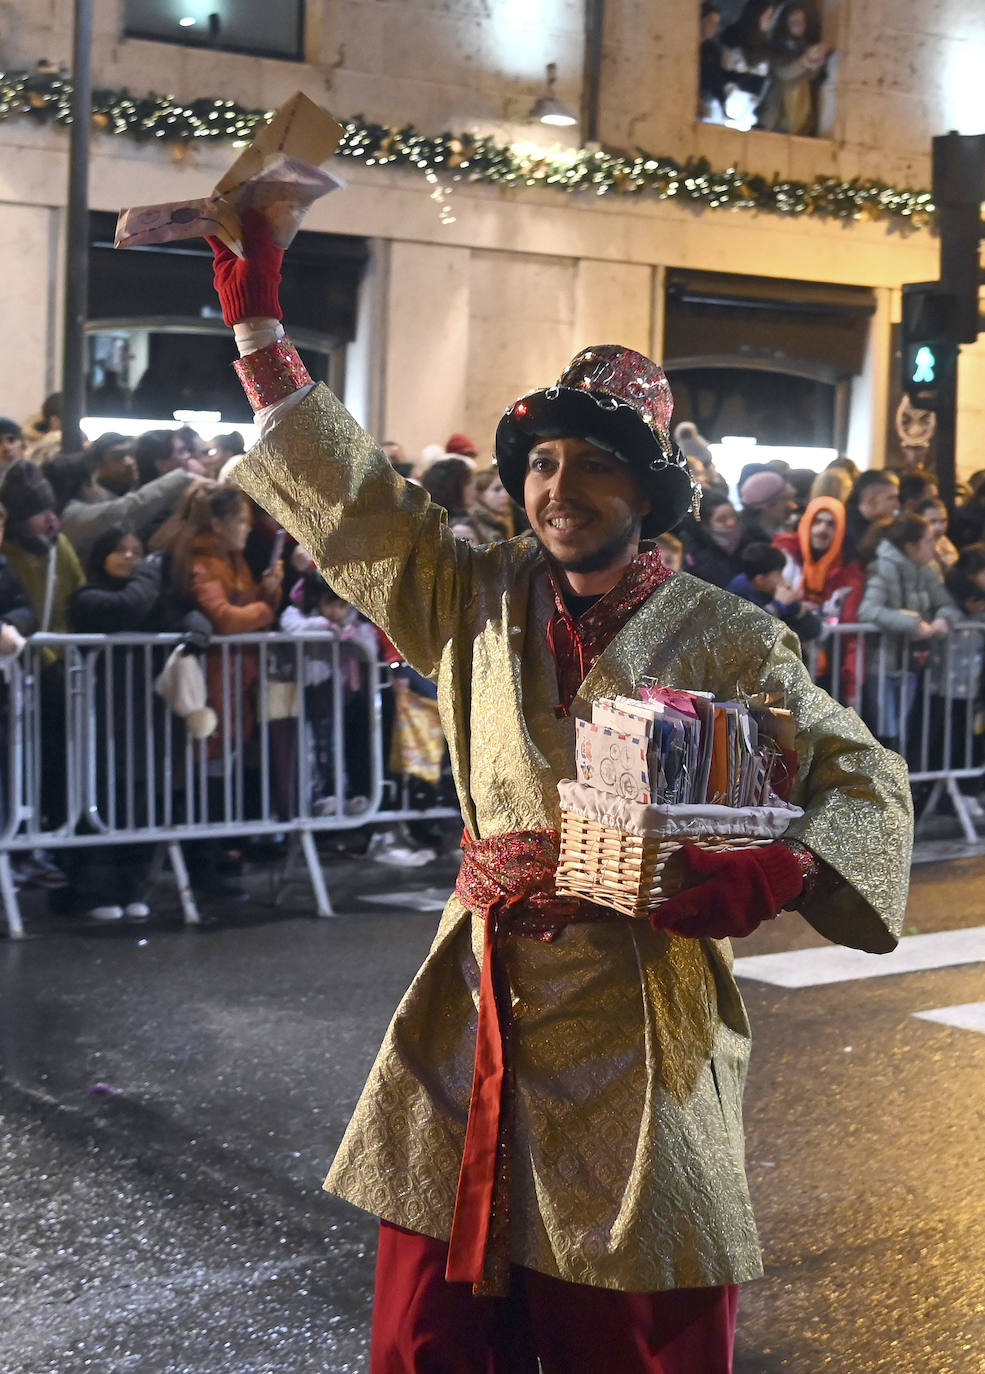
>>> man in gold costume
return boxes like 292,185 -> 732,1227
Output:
208,212 -> 912,1374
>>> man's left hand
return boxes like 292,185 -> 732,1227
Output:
652,841 -> 804,940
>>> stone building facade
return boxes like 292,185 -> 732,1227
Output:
0,0 -> 981,474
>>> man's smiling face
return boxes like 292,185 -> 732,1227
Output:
523,436 -> 651,578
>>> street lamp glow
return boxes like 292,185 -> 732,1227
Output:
179,16 -> 196,26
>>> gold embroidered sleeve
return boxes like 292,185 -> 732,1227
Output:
230,383 -> 481,676
755,624 -> 913,953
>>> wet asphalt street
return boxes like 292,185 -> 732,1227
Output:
2,841 -> 985,1374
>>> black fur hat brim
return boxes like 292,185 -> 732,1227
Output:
494,387 -> 694,537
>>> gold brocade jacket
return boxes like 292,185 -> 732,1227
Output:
234,384 -> 912,1293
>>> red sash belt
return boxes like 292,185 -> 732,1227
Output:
446,828 -> 617,1295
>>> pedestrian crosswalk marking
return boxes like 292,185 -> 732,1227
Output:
733,926 -> 985,988
359,889 -> 449,912
912,1002 -> 985,1035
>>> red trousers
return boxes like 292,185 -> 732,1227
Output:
370,1222 -> 738,1374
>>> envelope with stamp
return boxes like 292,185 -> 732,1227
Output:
115,91 -> 345,258
575,719 -> 652,804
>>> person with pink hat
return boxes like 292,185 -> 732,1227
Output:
201,212 -> 912,1373
737,466 -> 798,548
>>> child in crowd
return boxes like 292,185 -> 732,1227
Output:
915,496 -> 959,578
281,568 -> 377,816
727,541 -> 822,643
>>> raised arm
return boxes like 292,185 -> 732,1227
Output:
208,211 -> 481,678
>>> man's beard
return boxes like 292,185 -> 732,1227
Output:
540,510 -> 642,575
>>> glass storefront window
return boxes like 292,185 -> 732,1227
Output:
123,0 -> 305,61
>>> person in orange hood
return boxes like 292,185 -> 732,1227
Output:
775,496 -> 863,616
774,496 -> 866,697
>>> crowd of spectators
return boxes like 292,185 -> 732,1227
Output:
0,414 -> 528,916
676,429 -> 985,810
699,1 -> 830,135
3,394 -> 985,916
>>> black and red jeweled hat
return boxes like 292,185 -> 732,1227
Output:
494,344 -> 700,537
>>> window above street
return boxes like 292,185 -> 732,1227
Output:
123,0 -> 305,62
698,1 -> 833,136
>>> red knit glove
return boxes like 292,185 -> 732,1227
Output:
652,841 -> 804,940
206,207 -> 284,326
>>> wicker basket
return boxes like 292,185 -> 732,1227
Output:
555,780 -> 803,920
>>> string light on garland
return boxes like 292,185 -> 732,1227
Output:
0,63 -> 936,228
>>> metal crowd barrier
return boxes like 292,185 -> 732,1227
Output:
2,621 -> 984,938
0,631 -> 459,937
806,619 -> 985,842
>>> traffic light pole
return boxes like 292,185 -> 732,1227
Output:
934,359 -> 958,514
60,0 -> 93,453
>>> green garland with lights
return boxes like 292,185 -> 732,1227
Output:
0,64 -> 934,227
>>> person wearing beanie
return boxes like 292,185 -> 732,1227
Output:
673,420 -> 712,466
737,466 -> 797,547
0,416 -> 25,470
445,431 -> 479,459
0,459 -> 84,642
672,419 -> 728,495
197,210 -> 911,1372
0,460 -> 83,859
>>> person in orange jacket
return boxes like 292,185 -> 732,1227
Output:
169,485 -> 283,756
773,495 -> 865,698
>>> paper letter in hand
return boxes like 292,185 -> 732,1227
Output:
114,92 -> 345,257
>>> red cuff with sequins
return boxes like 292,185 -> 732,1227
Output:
779,838 -> 822,899
233,337 -> 312,413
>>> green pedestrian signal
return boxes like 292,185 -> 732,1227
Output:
912,346 -> 936,385
900,283 -> 958,411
